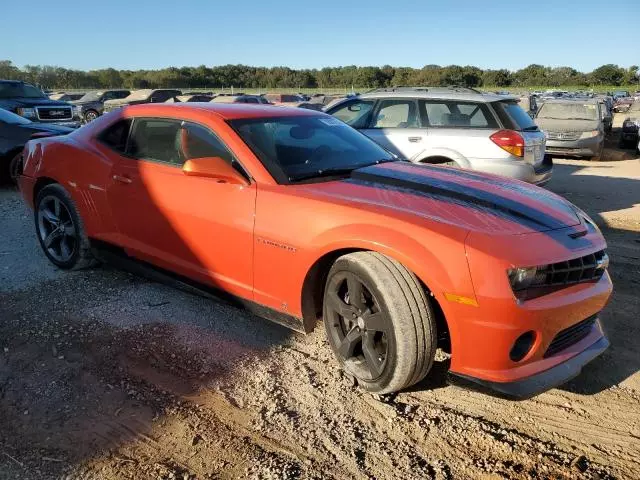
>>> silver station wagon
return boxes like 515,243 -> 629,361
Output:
325,87 -> 550,185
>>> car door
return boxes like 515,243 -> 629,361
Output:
360,99 -> 426,160
106,116 -> 257,299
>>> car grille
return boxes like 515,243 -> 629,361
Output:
546,131 -> 581,141
544,314 -> 597,358
36,106 -> 73,121
537,250 -> 607,287
515,250 -> 608,301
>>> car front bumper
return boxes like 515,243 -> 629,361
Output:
545,136 -> 602,157
451,321 -> 609,399
444,225 -> 613,398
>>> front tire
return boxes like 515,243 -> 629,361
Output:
323,251 -> 437,394
34,184 -> 96,270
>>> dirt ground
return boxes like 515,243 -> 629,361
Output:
1,126 -> 639,479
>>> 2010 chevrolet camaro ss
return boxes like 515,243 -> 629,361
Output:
18,103 -> 612,397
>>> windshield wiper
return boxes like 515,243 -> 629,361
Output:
522,125 -> 539,131
288,158 -> 395,183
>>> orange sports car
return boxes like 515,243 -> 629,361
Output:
18,103 -> 612,398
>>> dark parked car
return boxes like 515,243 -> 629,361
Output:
0,80 -> 80,128
620,102 -> 640,149
103,89 -> 181,113
0,108 -> 72,183
71,90 -> 131,122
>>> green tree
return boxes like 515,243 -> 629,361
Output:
589,64 -> 625,86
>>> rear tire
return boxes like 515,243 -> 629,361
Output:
323,251 -> 437,394
34,184 -> 97,270
84,110 -> 99,122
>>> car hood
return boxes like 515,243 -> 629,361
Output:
298,162 -> 580,235
535,118 -> 600,132
1,97 -> 72,107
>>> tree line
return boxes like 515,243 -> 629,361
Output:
0,60 -> 638,90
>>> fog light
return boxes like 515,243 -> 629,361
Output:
510,331 -> 536,362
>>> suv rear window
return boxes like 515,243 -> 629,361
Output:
492,101 -> 538,131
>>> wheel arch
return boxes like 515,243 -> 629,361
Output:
33,176 -> 60,203
416,148 -> 470,168
300,245 -> 453,353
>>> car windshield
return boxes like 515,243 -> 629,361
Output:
0,107 -> 32,125
0,82 -> 46,99
230,115 -> 395,183
78,91 -> 102,102
537,103 -> 598,121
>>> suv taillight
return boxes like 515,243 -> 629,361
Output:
490,129 -> 525,157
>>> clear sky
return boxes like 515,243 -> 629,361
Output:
2,0 -> 638,72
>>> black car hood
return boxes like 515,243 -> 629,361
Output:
1,97 -> 72,107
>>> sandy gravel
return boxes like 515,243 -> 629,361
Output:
0,147 -> 639,479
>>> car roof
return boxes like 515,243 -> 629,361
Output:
357,87 -> 515,103
124,102 -> 323,120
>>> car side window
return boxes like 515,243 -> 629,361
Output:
329,99 -> 375,129
421,101 -> 497,128
179,122 -> 236,166
127,118 -> 184,165
97,119 -> 133,154
372,99 -> 418,128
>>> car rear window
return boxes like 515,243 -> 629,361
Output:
492,101 -> 538,131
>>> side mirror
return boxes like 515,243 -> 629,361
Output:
183,157 -> 248,185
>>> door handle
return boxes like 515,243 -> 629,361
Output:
408,136 -> 422,143
112,174 -> 132,184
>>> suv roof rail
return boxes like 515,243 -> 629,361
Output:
447,85 -> 484,94
366,85 -> 486,94
366,86 -> 431,93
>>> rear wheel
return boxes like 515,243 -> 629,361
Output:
34,184 -> 96,270
84,110 -> 99,122
323,252 -> 437,394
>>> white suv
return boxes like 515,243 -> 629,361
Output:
325,87 -> 551,185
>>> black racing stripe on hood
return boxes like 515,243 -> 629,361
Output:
350,165 -> 566,230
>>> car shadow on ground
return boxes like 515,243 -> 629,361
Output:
545,158 -> 640,396
0,155 -> 296,478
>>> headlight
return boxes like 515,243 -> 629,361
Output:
580,130 -> 599,139
73,105 -> 83,117
507,266 -> 547,292
16,107 -> 37,119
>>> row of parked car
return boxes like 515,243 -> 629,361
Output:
1,79 -> 639,186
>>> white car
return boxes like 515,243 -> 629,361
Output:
325,87 -> 550,185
